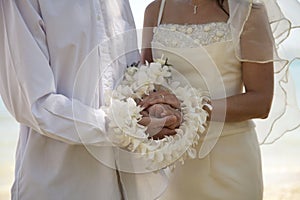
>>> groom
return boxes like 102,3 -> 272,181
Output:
0,0 -> 180,199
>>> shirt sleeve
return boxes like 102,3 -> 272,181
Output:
0,0 -> 110,145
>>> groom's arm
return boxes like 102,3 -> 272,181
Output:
0,0 -> 113,145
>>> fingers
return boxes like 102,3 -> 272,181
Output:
135,98 -> 141,105
138,116 -> 151,126
159,104 -> 176,117
140,104 -> 182,129
147,104 -> 177,117
172,110 -> 182,128
164,115 -> 177,127
139,90 -> 180,109
138,115 -> 177,127
139,116 -> 166,137
140,110 -> 149,117
148,104 -> 165,118
157,104 -> 182,128
151,128 -> 177,140
137,94 -> 182,139
137,113 -> 179,140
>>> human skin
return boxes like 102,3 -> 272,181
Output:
140,0 -> 274,125
138,90 -> 182,139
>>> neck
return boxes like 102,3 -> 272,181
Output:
192,0 -> 202,4
174,0 -> 207,5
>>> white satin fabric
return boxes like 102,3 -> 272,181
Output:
152,38 -> 263,200
0,1 -> 167,199
152,0 -> 300,145
150,1 -> 263,199
227,0 -> 300,144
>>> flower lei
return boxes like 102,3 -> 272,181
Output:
103,59 -> 211,170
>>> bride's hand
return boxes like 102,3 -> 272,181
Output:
138,90 -> 181,110
138,114 -> 177,139
138,104 -> 182,139
147,104 -> 182,129
149,128 -> 177,140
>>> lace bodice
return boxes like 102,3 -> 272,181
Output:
150,22 -> 254,139
151,21 -> 242,99
152,22 -> 232,48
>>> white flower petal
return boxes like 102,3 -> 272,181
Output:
103,60 -> 210,169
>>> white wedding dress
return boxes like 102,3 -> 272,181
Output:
151,1 -> 263,199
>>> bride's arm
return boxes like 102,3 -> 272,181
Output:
140,1 -> 181,108
210,4 -> 274,122
141,0 -> 161,63
140,3 -> 274,123
210,61 -> 274,122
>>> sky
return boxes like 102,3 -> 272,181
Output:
129,0 -> 153,28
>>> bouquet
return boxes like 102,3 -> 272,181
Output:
103,58 -> 211,170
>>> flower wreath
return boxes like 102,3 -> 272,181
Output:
103,58 -> 212,170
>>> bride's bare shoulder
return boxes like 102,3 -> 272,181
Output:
146,0 -> 162,12
144,0 -> 162,27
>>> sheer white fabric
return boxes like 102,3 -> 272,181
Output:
160,0 -> 300,145
231,0 -> 300,144
149,0 -> 300,155
151,2 -> 263,199
149,1 -> 298,199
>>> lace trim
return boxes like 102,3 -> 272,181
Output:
152,22 -> 232,48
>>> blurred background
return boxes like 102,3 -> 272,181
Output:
0,0 -> 299,199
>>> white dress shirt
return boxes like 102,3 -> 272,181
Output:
0,0 -> 167,199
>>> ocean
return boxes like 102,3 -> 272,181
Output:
0,63 -> 299,199
0,100 -> 18,200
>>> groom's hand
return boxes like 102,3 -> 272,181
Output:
138,104 -> 182,140
149,128 -> 177,140
138,114 -> 177,139
138,90 -> 181,110
147,104 -> 182,129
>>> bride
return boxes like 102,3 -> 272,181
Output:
139,0 -> 297,199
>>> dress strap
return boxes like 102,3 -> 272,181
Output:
157,0 -> 166,26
